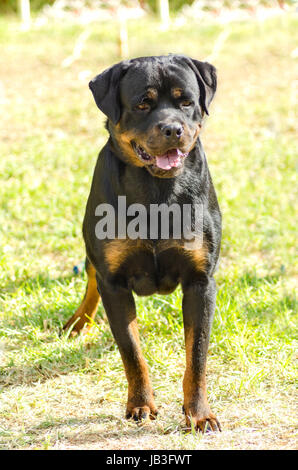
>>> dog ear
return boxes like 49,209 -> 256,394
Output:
187,59 -> 217,115
89,60 -> 130,124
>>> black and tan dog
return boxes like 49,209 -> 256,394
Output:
64,55 -> 222,432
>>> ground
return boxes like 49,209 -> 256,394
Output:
0,12 -> 297,450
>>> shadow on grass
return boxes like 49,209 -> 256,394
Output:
26,412 -> 183,446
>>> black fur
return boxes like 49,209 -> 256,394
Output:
67,55 -> 222,431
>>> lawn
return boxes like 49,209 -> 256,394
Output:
0,11 -> 297,450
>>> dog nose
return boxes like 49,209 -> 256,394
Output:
160,123 -> 184,139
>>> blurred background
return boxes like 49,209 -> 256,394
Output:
1,0 -> 296,277
0,0 -> 297,450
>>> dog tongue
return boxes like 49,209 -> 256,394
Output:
156,149 -> 183,170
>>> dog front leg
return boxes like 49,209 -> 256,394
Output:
99,281 -> 157,421
182,277 -> 221,432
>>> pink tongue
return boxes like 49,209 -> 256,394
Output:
156,149 -> 182,170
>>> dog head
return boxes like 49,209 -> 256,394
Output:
89,55 -> 217,178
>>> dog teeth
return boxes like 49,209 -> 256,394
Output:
137,146 -> 152,161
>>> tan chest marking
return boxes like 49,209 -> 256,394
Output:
104,238 -> 207,274
104,239 -> 152,273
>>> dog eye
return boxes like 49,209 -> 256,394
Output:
181,100 -> 192,107
136,102 -> 150,111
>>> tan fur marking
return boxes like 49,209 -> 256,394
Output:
183,327 -> 207,403
156,239 -> 208,273
124,317 -> 157,417
126,318 -> 151,387
172,87 -> 183,98
146,87 -> 158,100
185,241 -> 207,272
188,124 -> 202,152
112,124 -> 145,167
104,239 -> 152,273
63,263 -> 100,335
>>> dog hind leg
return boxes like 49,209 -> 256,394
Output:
63,258 -> 100,335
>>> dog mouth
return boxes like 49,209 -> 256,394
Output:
132,142 -> 188,171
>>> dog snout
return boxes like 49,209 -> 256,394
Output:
159,122 -> 184,141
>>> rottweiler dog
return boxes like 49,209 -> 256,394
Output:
64,55 -> 222,432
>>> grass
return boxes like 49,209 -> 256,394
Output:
0,12 -> 297,449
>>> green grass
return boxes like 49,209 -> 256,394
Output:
0,13 -> 297,449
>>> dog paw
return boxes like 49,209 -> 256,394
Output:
183,404 -> 221,433
126,403 -> 158,422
